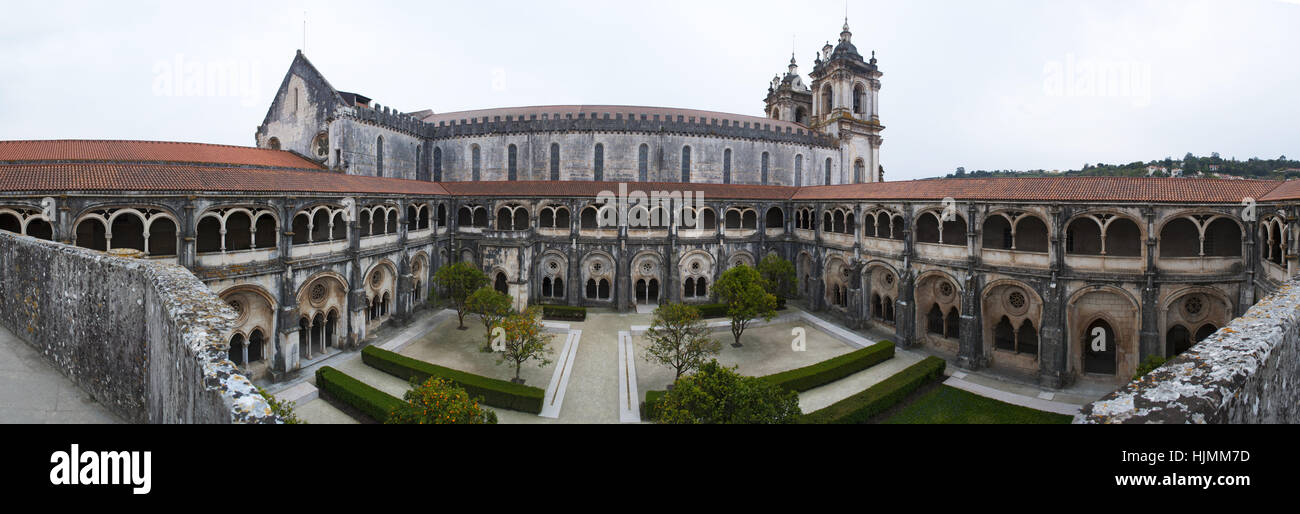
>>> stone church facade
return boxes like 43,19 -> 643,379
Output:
2,21 -> 1295,390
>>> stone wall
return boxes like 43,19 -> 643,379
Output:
1078,278 -> 1300,424
0,231 -> 278,423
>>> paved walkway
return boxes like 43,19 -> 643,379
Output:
0,325 -> 122,423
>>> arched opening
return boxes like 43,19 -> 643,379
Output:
418,206 -> 429,230
927,304 -> 944,335
148,218 -> 177,256
1083,319 -> 1117,375
638,144 -> 649,182
1194,324 -> 1217,343
891,217 -> 904,240
982,215 -> 1013,250
916,213 -> 941,244
471,145 -> 481,181
371,209 -> 385,236
291,214 -> 310,244
723,149 -> 732,184
680,146 -> 691,183
824,158 -> 833,185
437,204 -> 447,227
326,311 -> 338,349
1066,218 -> 1102,255
196,217 -> 221,253
433,147 -> 443,182
311,312 -> 324,354
872,293 -> 883,319
375,136 -> 384,177
821,84 -> 833,113
255,215 -> 276,248
553,278 -> 564,298
497,208 -> 513,230
495,272 -> 508,294
586,279 -> 598,299
854,159 -> 865,184
228,333 -> 246,366
683,278 -> 695,298
542,277 -> 553,298
226,212 -> 252,250
549,143 -> 560,181
308,209 -> 329,242
695,277 -> 707,297
248,329 -> 264,362
110,214 -> 145,251
648,279 -> 659,302
1016,216 -> 1049,252
0,213 -> 20,234
408,206 -> 420,231
26,219 -> 53,240
761,152 -> 769,185
945,307 -> 960,339
581,207 -> 599,229
1105,218 -> 1142,256
298,317 -> 310,359
1203,218 -> 1241,257
598,279 -> 610,299
593,143 -> 604,181
636,279 -> 647,303
1016,320 -> 1038,355
766,207 -> 784,228
853,83 -> 865,114
508,144 -> 518,181
994,317 -> 1015,351
1159,218 -> 1200,257
1166,325 -> 1191,357
473,208 -> 487,228
513,208 -> 528,231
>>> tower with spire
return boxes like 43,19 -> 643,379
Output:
763,52 -> 813,125
796,18 -> 884,183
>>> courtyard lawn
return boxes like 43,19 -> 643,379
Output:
882,385 -> 1073,424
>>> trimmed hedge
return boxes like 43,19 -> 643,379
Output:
640,340 -> 892,421
642,390 -> 667,421
762,340 -> 895,392
361,345 -> 545,414
800,356 -> 947,424
695,298 -> 787,319
315,366 -> 404,423
542,304 -> 586,321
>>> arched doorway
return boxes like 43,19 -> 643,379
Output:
228,333 -> 245,366
1083,319 -> 1117,375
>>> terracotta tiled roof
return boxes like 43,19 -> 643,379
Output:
792,176 -> 1285,203
438,181 -> 799,200
1258,179 -> 1300,201
0,140 -> 324,170
0,163 -> 449,195
421,105 -> 808,130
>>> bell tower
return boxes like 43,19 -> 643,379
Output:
763,54 -> 813,125
809,19 -> 884,183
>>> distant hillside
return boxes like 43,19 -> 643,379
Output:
942,153 -> 1300,180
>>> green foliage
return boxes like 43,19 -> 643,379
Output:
495,306 -> 554,384
256,386 -> 306,424
882,385 -> 1072,424
655,360 -> 801,424
433,262 -> 489,329
541,304 -> 586,321
942,152 -> 1300,180
1133,354 -> 1168,381
800,356 -> 946,424
756,254 -> 798,299
362,345 -> 545,413
694,299 -> 785,319
387,376 -> 499,424
713,264 -> 778,346
467,286 -> 514,350
644,302 -> 721,380
763,340 -> 895,392
642,389 -> 667,421
315,366 -> 404,423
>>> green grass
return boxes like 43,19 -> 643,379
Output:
882,385 -> 1073,424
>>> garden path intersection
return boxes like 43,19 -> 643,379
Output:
265,305 -> 1100,424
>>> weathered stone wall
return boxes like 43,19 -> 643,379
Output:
1078,278 -> 1300,424
0,231 -> 278,423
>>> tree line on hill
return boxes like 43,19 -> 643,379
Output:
942,153 -> 1300,180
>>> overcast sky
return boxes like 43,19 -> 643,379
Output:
1,0 -> 1296,180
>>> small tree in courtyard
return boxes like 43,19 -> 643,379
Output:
433,261 -> 489,329
387,376 -> 498,424
496,306 -> 554,384
656,359 -> 800,424
644,302 -> 721,380
713,264 -> 778,347
467,286 -> 514,351
756,253 -> 797,299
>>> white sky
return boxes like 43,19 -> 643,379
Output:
1,0 -> 1296,181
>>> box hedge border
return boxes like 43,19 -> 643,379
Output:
315,366 -> 404,423
799,356 -> 947,424
762,340 -> 895,392
541,304 -> 586,321
640,340 -> 896,421
362,345 -> 545,414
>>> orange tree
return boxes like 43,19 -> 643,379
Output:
387,376 -> 498,424
433,261 -> 489,329
714,264 -> 778,347
468,286 -> 514,351
496,306 -> 554,384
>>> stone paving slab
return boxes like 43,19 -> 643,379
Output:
0,326 -> 121,424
